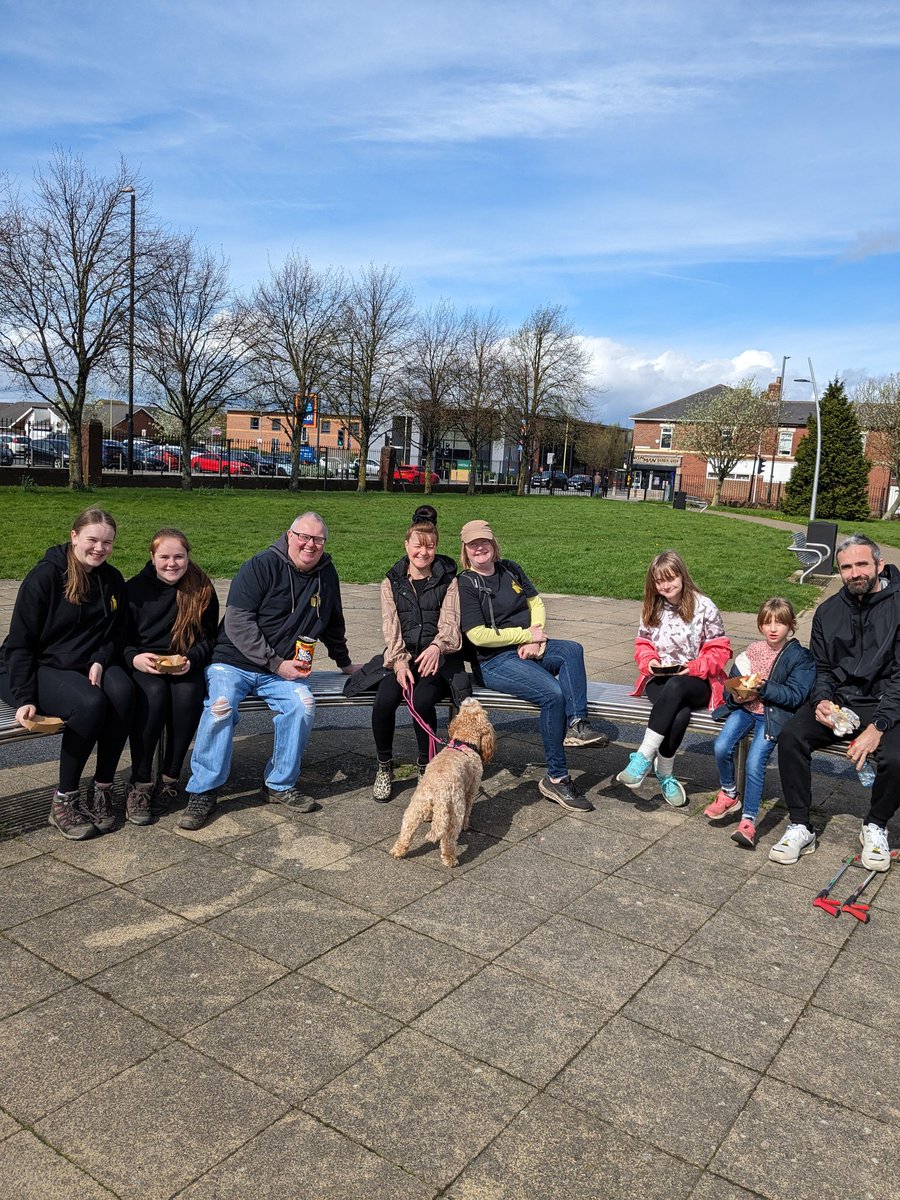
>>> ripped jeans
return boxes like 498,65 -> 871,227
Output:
186,663 -> 316,795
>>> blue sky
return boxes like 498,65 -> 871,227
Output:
2,0 -> 898,424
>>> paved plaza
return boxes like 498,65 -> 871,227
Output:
0,577 -> 898,1199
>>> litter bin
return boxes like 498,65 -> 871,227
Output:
807,520 -> 837,573
672,491 -> 687,511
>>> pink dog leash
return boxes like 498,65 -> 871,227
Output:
402,682 -> 475,762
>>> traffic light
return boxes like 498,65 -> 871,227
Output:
337,428 -> 345,447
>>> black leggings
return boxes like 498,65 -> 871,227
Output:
129,669 -> 207,782
644,674 -> 712,757
372,668 -> 450,764
0,665 -> 134,793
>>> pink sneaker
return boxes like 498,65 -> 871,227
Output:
704,790 -> 742,821
731,818 -> 757,849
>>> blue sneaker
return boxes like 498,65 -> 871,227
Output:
616,751 -> 654,789
655,770 -> 687,808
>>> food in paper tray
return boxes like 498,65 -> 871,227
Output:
20,714 -> 65,733
155,654 -> 187,674
724,671 -> 763,702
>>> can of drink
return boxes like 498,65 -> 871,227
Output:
294,638 -> 317,675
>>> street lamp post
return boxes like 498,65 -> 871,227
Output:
794,357 -> 821,522
120,187 -> 136,476
767,354 -> 789,504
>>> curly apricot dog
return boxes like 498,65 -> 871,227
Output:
390,698 -> 496,868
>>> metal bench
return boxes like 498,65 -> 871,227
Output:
788,531 -> 833,584
685,496 -> 709,512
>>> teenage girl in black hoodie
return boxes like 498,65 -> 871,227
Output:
0,508 -> 133,839
124,529 -> 219,824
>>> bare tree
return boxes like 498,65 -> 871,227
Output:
329,264 -> 413,491
0,151 -> 156,487
678,380 -> 776,506
447,308 -> 504,495
854,373 -> 900,518
243,254 -> 345,490
135,234 -> 252,491
499,304 -> 591,495
401,300 -> 465,495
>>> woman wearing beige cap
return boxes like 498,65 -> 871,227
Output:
458,519 -> 607,812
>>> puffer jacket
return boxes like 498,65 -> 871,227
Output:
713,637 -> 817,741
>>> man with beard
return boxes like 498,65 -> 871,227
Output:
770,534 -> 900,869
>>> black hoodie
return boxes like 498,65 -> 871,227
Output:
0,545 -> 127,706
213,534 -> 351,672
810,562 -> 900,728
124,561 -> 220,670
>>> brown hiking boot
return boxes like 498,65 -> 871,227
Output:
154,778 -> 180,814
178,791 -> 218,831
48,791 -> 97,840
83,781 -> 117,832
125,782 -> 154,826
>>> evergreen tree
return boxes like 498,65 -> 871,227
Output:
782,378 -> 870,520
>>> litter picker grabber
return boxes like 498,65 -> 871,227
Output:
812,854 -> 856,917
841,871 -> 877,923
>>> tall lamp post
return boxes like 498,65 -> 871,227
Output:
794,357 -> 821,522
120,186 -> 136,476
767,354 -> 789,504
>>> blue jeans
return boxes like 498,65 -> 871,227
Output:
714,707 -> 775,823
479,638 -> 588,778
186,663 -> 316,794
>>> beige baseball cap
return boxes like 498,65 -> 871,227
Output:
460,519 -> 494,544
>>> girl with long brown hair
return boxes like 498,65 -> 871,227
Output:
616,550 -> 730,806
0,508 -> 133,839
124,529 -> 219,823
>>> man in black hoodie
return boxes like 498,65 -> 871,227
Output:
180,512 -> 360,830
771,534 -> 900,870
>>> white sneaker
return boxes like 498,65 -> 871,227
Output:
859,823 -> 891,872
768,823 -> 817,865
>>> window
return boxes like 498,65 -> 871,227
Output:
321,420 -> 331,434
349,421 -> 360,438
659,425 -> 673,450
271,418 -> 281,431
777,429 -> 793,455
249,417 -> 260,430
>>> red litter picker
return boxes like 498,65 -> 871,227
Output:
812,854 -> 855,917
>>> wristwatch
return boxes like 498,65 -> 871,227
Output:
873,717 -> 889,733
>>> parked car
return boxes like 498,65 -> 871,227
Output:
530,470 -> 569,490
0,433 -> 31,461
395,463 -> 439,486
0,444 -> 12,467
568,474 -> 593,492
30,435 -> 71,467
131,445 -> 170,471
230,448 -> 276,476
101,440 -> 127,469
190,452 -> 252,475
341,457 -> 381,479
145,445 -> 182,470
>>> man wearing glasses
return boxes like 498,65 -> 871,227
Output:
180,512 -> 360,830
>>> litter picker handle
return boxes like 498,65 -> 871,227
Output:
841,870 -> 877,923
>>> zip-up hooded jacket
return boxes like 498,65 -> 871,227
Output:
713,637 -> 816,741
124,561 -> 220,670
809,563 -> 900,728
213,534 -> 351,673
0,544 -> 127,706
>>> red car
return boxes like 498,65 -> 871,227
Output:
190,453 -> 252,475
394,463 -> 439,485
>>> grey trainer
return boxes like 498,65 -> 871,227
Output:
265,786 -> 319,813
539,774 -> 594,812
563,720 -> 609,748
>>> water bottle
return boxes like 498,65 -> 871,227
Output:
857,760 -> 876,787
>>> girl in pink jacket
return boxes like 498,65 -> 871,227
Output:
616,550 -> 730,806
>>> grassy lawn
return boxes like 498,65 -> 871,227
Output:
0,488 -> 818,613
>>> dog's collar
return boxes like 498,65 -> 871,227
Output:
448,738 -> 481,758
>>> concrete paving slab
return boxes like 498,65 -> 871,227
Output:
496,913 -> 666,1008
391,877 -> 547,959
0,1110 -> 20,1141
295,789 -> 420,846
679,910 -> 841,1001
568,874 -> 716,951
299,845 -> 445,915
550,1015 -> 759,1167
0,939 -> 72,1020
463,840 -> 604,912
373,824 -> 508,873
35,1042 -> 289,1200
302,919 -> 482,1021
0,837 -> 40,867
88,925 -> 287,1034
712,1076 -> 900,1200
304,1028 -> 534,1188
124,849 -> 283,921
0,854 -> 109,930
221,819 -> 361,876
813,947 -> 900,1039
7,886 -> 188,978
722,872 -> 854,949
0,1130 -> 116,1198
178,1110 -> 437,1200
466,776 -> 562,841
687,1176 -> 763,1200
153,792 -> 286,844
0,985 -> 168,1123
623,957 -> 803,1071
526,812 -> 651,873
204,880 -> 378,967
21,821 -> 198,884
769,1007 -> 900,1123
449,1092 -> 700,1200
186,973 -> 399,1104
614,839 -> 750,908
414,962 -> 608,1087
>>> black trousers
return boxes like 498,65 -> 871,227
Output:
0,664 -> 134,793
129,669 -> 207,782
644,674 -> 712,757
777,699 -> 900,829
372,668 -> 449,764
